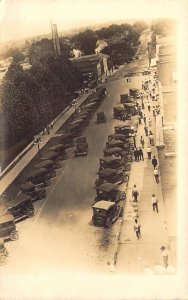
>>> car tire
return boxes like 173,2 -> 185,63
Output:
44,179 -> 50,187
95,179 -> 100,186
26,207 -> 34,218
123,175 -> 129,182
10,231 -> 19,241
38,190 -> 46,200
50,170 -> 56,178
92,216 -> 97,226
0,255 -> 7,266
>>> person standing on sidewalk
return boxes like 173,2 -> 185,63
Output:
134,219 -> 141,240
144,125 -> 148,136
147,101 -> 151,112
143,114 -> 147,125
140,136 -> 145,148
151,194 -> 158,213
160,246 -> 169,268
132,185 -> 139,202
147,146 -> 152,159
138,147 -> 144,161
134,148 -> 139,162
154,166 -> 160,183
152,156 -> 158,169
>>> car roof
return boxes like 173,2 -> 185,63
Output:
28,167 -> 48,177
103,147 -> 122,153
107,140 -> 124,145
85,103 -> 96,108
8,193 -> 31,207
35,160 -> 54,169
41,151 -> 58,159
50,144 -> 64,150
98,168 -> 118,176
100,156 -> 121,162
129,88 -> 139,92
21,182 -> 35,191
96,182 -> 117,191
108,133 -> 125,138
59,133 -> 73,139
92,200 -> 115,210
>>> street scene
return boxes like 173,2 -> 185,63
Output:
0,1 -> 182,299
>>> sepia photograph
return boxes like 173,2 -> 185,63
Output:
0,0 -> 187,299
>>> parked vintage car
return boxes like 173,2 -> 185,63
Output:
96,111 -> 106,123
114,124 -> 135,136
103,147 -> 132,161
95,168 -> 129,186
34,160 -> 57,178
6,194 -> 35,219
120,94 -> 133,104
99,157 -> 131,171
65,123 -> 82,138
84,102 -> 97,113
108,133 -> 129,143
50,144 -> 68,160
20,182 -> 46,201
129,88 -> 140,99
75,143 -> 88,156
40,151 -> 62,168
95,182 -> 126,203
75,136 -> 88,145
27,168 -> 51,187
123,102 -> 137,115
0,210 -> 19,241
113,107 -> 131,120
106,139 -> 125,150
92,200 -> 122,228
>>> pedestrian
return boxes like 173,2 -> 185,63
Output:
132,185 -> 139,202
141,99 -> 144,109
134,219 -> 141,240
151,194 -> 158,213
143,114 -> 147,125
144,125 -> 148,136
160,246 -> 169,268
147,146 -> 152,159
148,118 -> 152,127
50,121 -> 54,130
126,77 -> 129,83
154,166 -> 160,183
138,115 -> 142,125
140,136 -> 145,148
138,147 -> 144,160
46,125 -> 50,135
134,148 -> 139,161
151,156 -> 158,169
147,102 -> 151,112
149,132 -> 154,144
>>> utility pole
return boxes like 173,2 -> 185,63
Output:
51,20 -> 61,57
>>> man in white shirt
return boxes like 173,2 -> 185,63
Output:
151,194 -> 158,213
160,246 -> 169,268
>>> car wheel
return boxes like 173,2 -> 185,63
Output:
26,207 -> 34,218
38,190 -> 46,200
105,218 -> 112,228
95,179 -> 100,186
0,255 -> 7,266
44,179 -> 50,187
99,167 -> 104,171
123,175 -> 129,182
92,216 -> 97,226
50,170 -> 56,178
10,231 -> 19,241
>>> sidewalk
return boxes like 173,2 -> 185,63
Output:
115,77 -> 175,274
0,93 -> 89,196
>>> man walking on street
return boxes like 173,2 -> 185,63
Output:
134,219 -> 141,240
147,101 -> 151,112
152,156 -> 158,169
160,246 -> 169,268
140,136 -> 144,148
143,114 -> 146,125
147,146 -> 152,159
132,185 -> 139,202
151,194 -> 158,213
144,125 -> 148,136
134,148 -> 139,161
154,166 -> 160,183
138,147 -> 144,161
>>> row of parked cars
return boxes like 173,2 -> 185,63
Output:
0,85 -> 108,265
91,89 -> 140,229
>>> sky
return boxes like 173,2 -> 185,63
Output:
0,0 -> 186,44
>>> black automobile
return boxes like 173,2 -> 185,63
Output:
108,133 -> 129,143
129,88 -> 140,99
50,144 -> 68,160
59,133 -> 73,148
120,94 -> 133,104
123,103 -> 137,115
27,168 -> 51,187
6,194 -> 35,219
95,168 -> 129,186
75,136 -> 88,145
34,160 -> 57,178
99,157 -> 131,172
96,111 -> 106,123
106,139 -> 125,150
65,123 -> 82,138
95,182 -> 126,203
75,143 -> 88,156
40,151 -> 62,168
103,147 -> 132,161
114,124 -> 134,136
84,102 -> 97,113
20,182 -> 46,201
92,200 -> 122,228
0,211 -> 19,241
113,107 -> 131,120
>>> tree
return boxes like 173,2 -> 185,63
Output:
71,29 -> 98,55
133,21 -> 148,34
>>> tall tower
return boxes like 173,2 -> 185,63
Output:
51,21 -> 61,57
